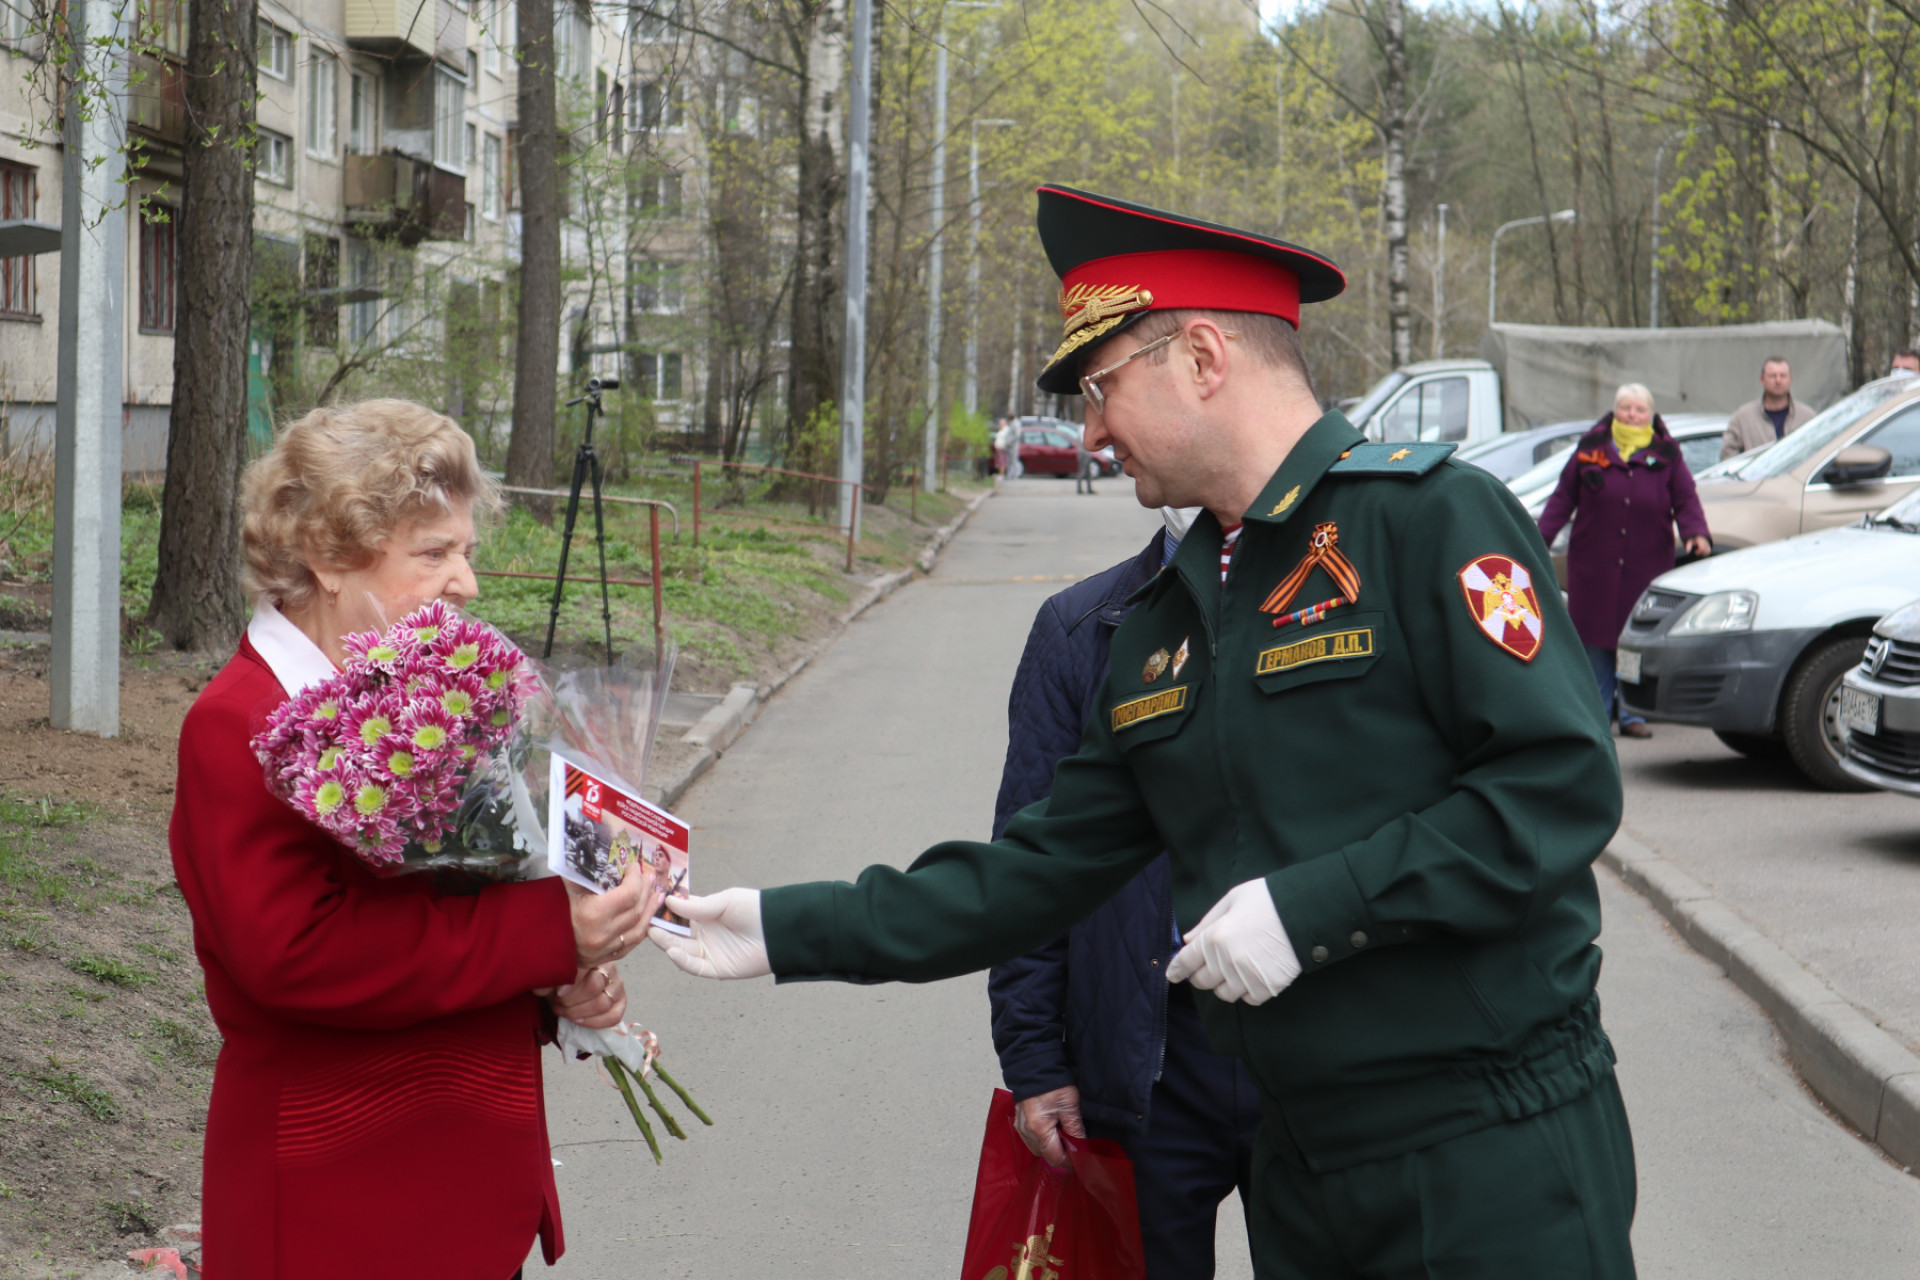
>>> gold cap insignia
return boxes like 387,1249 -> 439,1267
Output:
1046,282 -> 1156,369
1142,647 -> 1170,684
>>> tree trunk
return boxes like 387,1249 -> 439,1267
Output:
783,4 -> 842,471
1379,0 -> 1411,369
507,0 -> 561,518
148,0 -> 257,650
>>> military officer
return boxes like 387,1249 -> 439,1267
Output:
650,186 -> 1636,1279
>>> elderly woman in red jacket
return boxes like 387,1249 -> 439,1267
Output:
1538,382 -> 1713,739
170,400 -> 657,1280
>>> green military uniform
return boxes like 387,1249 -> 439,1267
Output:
757,186 -> 1636,1278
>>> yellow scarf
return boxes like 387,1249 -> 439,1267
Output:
1611,418 -> 1654,462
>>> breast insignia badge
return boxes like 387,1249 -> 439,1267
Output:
1170,637 -> 1190,680
1143,648 -> 1171,683
1260,521 -> 1362,625
1458,554 -> 1545,661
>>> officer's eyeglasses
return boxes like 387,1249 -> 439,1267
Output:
1080,328 -> 1241,412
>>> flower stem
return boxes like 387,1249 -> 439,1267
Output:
653,1062 -> 714,1126
604,1057 -> 662,1164
634,1070 -> 688,1140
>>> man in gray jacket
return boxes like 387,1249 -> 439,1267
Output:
1720,356 -> 1816,460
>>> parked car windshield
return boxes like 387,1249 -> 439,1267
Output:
1343,370 -> 1408,431
1507,444 -> 1576,499
1718,377 -> 1913,481
1872,483 -> 1920,531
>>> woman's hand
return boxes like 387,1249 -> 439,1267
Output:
1684,535 -> 1712,558
567,861 -> 664,969
548,964 -> 626,1029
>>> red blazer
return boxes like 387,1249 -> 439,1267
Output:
169,637 -> 578,1280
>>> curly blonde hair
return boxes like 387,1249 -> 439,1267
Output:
241,400 -> 500,612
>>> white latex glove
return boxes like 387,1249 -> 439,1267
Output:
649,888 -> 772,979
1166,878 -> 1302,1005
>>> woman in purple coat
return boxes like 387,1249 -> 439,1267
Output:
1538,383 -> 1713,738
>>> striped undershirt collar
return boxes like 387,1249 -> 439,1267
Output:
1219,524 -> 1243,584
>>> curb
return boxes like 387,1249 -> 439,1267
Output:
654,487 -> 994,809
1602,831 -> 1920,1172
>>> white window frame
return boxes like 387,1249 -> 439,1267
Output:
432,66 -> 467,173
348,72 -> 375,154
258,21 -> 292,81
481,0 -> 502,73
258,128 -> 293,185
481,133 -> 502,220
305,51 -> 339,159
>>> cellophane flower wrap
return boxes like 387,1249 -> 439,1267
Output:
250,601 -> 554,878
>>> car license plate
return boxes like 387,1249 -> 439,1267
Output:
1615,649 -> 1642,684
1840,685 -> 1881,736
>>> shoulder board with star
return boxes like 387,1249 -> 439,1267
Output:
1328,442 -> 1457,477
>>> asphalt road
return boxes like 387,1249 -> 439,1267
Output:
533,478 -> 1920,1278
1617,727 -> 1920,1057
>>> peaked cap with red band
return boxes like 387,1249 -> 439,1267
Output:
1035,185 -> 1346,394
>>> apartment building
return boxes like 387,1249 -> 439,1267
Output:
0,0 -> 707,472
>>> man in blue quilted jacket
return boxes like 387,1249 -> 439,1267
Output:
988,508 -> 1261,1280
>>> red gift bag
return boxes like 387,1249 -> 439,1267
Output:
960,1088 -> 1146,1280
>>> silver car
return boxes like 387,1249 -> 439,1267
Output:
1839,597 -> 1920,795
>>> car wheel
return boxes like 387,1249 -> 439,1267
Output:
1779,635 -> 1875,792
1712,730 -> 1785,760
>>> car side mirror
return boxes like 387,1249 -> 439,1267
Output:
1820,444 -> 1893,487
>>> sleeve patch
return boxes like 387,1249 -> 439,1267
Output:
1457,554 -> 1544,662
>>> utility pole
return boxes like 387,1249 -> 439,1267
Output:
52,0 -> 128,736
965,118 -> 1014,416
1432,203 -> 1447,359
921,25 -> 946,492
837,0 -> 873,536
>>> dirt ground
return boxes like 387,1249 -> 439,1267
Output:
0,494 -> 978,1276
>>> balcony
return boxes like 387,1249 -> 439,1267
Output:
128,53 -> 187,154
344,0 -> 466,67
344,151 -> 465,246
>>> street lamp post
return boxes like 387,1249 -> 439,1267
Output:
1488,209 -> 1575,325
1649,127 -> 1696,329
835,0 -> 873,537
965,118 -> 1014,417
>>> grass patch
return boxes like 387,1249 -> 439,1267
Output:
0,796 -> 95,907
24,1065 -> 118,1121
66,955 -> 149,987
101,1195 -> 157,1235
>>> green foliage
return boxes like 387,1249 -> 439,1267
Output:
24,1065 -> 117,1121
66,955 -> 149,987
946,406 -> 991,456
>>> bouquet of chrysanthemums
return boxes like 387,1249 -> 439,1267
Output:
250,602 -> 711,1159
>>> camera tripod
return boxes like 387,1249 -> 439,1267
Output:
542,375 -> 618,664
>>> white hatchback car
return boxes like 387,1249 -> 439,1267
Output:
1614,483 -> 1920,790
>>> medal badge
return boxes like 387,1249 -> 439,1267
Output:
1260,521 -> 1362,628
1142,648 -> 1170,683
1170,637 -> 1190,680
1458,554 -> 1545,661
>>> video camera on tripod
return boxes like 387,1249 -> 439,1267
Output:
544,373 -> 623,663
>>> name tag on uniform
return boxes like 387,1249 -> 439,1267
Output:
1111,685 -> 1187,732
1256,626 -> 1374,675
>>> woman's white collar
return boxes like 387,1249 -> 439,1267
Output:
247,602 -> 339,696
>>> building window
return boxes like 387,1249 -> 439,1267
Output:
639,80 -> 684,131
635,0 -> 676,41
464,121 -> 476,171
305,52 -> 338,158
463,201 -> 475,241
635,168 -> 682,217
481,0 -> 502,72
0,162 -> 35,317
552,2 -> 589,81
348,73 -> 375,154
635,351 -> 682,401
505,127 -> 519,209
481,133 -> 501,219
143,0 -> 187,56
139,205 -> 177,332
433,66 -> 466,172
258,22 -> 292,81
346,240 -> 378,346
629,259 -> 682,314
2,0 -> 35,45
304,233 -> 339,346
258,128 -> 292,184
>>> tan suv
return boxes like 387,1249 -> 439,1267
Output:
1698,375 -> 1920,549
